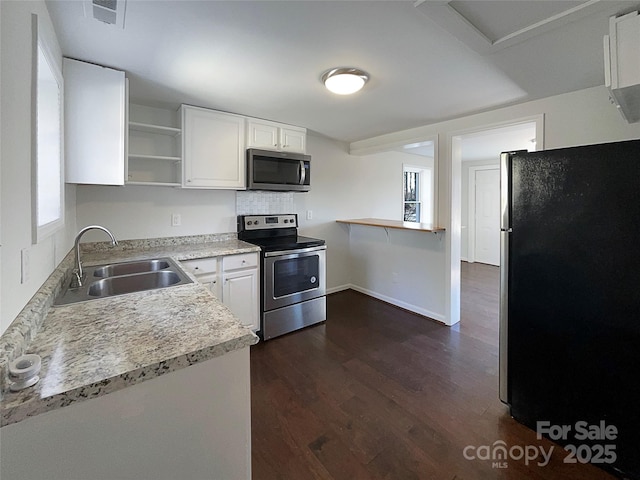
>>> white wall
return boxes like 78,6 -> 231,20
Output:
0,0 -> 77,335
76,185 -> 238,240
351,85 -> 640,325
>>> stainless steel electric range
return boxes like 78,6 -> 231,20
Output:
237,214 -> 326,340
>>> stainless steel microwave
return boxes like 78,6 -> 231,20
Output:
247,149 -> 311,192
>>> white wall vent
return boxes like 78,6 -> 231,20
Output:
84,0 -> 127,29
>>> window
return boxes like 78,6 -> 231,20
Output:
32,14 -> 64,243
403,165 -> 433,224
402,165 -> 433,223
403,168 -> 421,222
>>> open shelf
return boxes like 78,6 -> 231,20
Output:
127,104 -> 183,187
125,181 -> 182,187
128,154 -> 181,162
129,121 -> 182,136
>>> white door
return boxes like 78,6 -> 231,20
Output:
474,168 -> 500,266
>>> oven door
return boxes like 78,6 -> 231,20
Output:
263,246 -> 326,311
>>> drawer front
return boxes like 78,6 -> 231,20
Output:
223,253 -> 258,271
181,257 -> 218,275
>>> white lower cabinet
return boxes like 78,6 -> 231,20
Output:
222,268 -> 258,331
197,272 -> 219,299
181,253 -> 258,331
1,348 -> 252,480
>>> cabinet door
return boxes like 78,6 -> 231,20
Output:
64,58 -> 126,185
611,12 -> 640,89
280,127 -> 306,153
196,272 -> 220,300
182,106 -> 246,189
247,120 -> 279,150
222,269 -> 259,331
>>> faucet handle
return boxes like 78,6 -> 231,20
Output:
70,269 -> 84,289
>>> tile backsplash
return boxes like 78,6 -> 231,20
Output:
236,191 -> 295,215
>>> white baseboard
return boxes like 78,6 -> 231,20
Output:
326,284 -> 351,295
336,284 -> 446,324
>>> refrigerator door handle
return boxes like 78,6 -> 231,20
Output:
499,230 -> 510,404
500,152 -> 510,231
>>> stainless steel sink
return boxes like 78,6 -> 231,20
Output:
92,259 -> 171,278
55,257 -> 192,306
88,271 -> 183,297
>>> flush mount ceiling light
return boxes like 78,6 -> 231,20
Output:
321,68 -> 369,95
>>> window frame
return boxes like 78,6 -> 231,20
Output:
31,14 -> 65,244
402,164 -> 433,224
402,166 -> 422,223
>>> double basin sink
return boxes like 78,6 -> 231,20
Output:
55,257 -> 193,306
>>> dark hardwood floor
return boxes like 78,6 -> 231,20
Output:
250,262 -> 615,479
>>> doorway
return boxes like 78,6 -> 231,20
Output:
446,116 -> 543,326
470,166 -> 500,265
459,121 -> 538,267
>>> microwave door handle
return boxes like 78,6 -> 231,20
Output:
299,160 -> 306,185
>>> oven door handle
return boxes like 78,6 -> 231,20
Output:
264,245 -> 326,257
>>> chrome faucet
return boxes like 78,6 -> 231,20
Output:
71,225 -> 118,288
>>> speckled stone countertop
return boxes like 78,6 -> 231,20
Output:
0,234 -> 260,427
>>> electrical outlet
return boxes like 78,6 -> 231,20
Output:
171,213 -> 181,227
21,247 -> 30,284
306,210 -> 313,220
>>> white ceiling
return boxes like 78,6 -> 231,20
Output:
46,0 -> 640,143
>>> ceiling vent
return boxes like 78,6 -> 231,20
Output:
84,0 -> 127,29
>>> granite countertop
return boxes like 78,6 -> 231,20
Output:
0,235 -> 261,427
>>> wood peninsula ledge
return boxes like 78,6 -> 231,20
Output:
336,218 -> 446,233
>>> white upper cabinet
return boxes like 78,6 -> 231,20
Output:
246,118 -> 306,153
64,58 -> 126,185
182,105 -> 246,189
604,11 -> 640,123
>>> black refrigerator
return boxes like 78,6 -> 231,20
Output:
499,139 -> 640,479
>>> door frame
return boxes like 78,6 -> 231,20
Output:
447,114 -> 544,325
467,165 -> 500,264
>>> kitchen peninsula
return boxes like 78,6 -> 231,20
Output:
337,217 -> 446,233
0,235 -> 259,480
337,218 -> 448,324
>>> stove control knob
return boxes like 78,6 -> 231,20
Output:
254,220 -> 259,225
247,221 -> 253,226
284,219 -> 289,224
